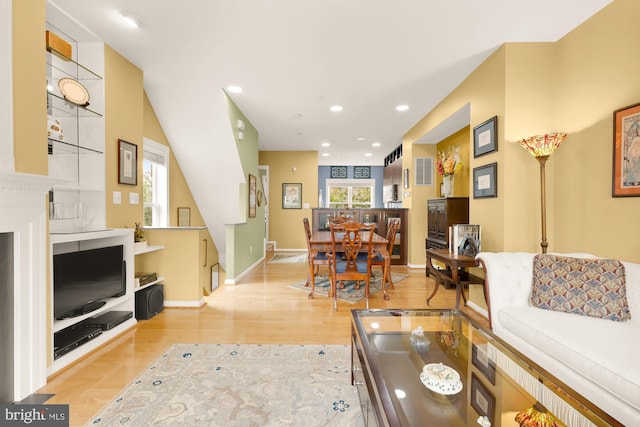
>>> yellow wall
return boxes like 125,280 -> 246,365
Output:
553,0 -> 640,258
104,45 -> 144,228
142,93 -> 208,228
258,151 -> 318,249
12,0 -> 47,175
405,46 -> 507,266
405,0 -> 640,311
136,228 -> 214,302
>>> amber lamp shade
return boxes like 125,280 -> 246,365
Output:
518,133 -> 567,253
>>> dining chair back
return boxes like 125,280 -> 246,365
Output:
372,218 -> 400,291
328,221 -> 375,310
303,217 -> 329,299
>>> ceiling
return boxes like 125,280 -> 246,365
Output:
49,0 -> 611,166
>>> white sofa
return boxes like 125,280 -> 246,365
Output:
475,252 -> 640,426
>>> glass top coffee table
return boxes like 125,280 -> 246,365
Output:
351,309 -> 617,427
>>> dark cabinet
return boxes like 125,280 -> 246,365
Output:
311,208 -> 408,265
426,198 -> 469,249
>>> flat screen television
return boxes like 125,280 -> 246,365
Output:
53,245 -> 126,320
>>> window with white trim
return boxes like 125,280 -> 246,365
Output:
143,138 -> 169,227
326,179 -> 374,209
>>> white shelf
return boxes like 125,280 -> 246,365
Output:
49,318 -> 136,374
134,277 -> 164,293
134,245 -> 165,256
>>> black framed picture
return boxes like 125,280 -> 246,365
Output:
118,139 -> 137,185
472,344 -> 496,385
354,166 -> 371,179
473,162 -> 497,198
282,183 -> 302,209
470,373 -> 495,423
473,116 -> 497,158
330,166 -> 348,179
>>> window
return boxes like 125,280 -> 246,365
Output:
143,138 -> 169,227
326,179 -> 374,209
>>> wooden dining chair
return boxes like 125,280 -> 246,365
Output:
303,218 -> 329,299
327,221 -> 375,310
371,218 -> 400,292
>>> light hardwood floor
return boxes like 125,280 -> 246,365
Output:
37,255 -> 487,426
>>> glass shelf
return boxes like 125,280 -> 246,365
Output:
47,92 -> 102,118
48,138 -> 103,155
47,48 -> 102,81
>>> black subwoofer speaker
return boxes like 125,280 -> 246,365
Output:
135,284 -> 164,320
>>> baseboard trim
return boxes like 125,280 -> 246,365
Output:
407,263 -> 426,269
164,298 -> 206,308
225,255 -> 265,285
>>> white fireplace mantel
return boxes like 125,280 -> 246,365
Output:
0,172 -> 51,401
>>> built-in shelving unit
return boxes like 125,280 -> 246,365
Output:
49,229 -> 136,375
46,15 -> 106,234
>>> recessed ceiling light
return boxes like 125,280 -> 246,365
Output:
321,153 -> 330,157
330,105 -> 343,112
118,11 -> 142,28
372,142 -> 381,147
227,85 -> 243,94
357,137 -> 366,141
396,104 -> 410,112
365,153 -> 373,157
321,142 -> 330,147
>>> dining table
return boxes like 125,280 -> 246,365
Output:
308,230 -> 391,300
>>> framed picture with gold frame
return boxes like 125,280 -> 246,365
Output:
613,102 -> 640,197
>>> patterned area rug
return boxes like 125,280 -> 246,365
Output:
267,252 -> 308,264
88,344 -> 363,427
289,272 -> 408,303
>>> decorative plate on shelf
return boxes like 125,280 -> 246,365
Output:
58,78 -> 90,106
420,363 -> 463,395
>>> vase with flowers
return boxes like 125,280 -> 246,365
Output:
437,146 -> 462,197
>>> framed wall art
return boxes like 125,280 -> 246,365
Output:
118,139 -> 137,185
473,162 -> 497,198
473,116 -> 497,158
177,207 -> 190,227
613,102 -> 640,197
354,166 -> 371,179
330,166 -> 348,179
282,183 -> 302,209
248,174 -> 257,218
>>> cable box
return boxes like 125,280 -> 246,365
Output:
54,326 -> 102,360
135,272 -> 157,286
82,310 -> 133,330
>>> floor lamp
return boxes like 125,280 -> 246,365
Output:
518,133 -> 567,253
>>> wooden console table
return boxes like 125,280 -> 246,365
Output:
426,248 -> 484,309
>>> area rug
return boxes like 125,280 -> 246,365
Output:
267,252 -> 308,264
289,272 -> 408,303
88,344 -> 363,427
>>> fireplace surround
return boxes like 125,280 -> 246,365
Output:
0,172 -> 51,402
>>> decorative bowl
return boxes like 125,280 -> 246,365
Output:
420,363 -> 463,395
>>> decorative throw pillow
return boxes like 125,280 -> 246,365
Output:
530,254 -> 631,322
